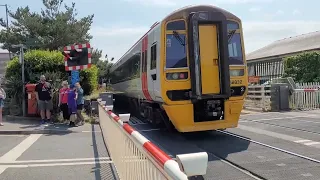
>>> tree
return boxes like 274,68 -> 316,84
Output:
0,0 -> 98,53
283,51 -> 320,82
95,54 -> 114,84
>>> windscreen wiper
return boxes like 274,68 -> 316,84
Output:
173,31 -> 185,46
228,30 -> 236,43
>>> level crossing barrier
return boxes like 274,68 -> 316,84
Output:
97,99 -> 209,180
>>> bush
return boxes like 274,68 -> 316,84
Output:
4,49 -> 99,115
283,51 -> 320,82
80,65 -> 99,95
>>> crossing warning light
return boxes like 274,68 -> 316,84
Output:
62,43 -> 92,71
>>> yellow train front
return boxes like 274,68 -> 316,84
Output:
159,5 -> 248,132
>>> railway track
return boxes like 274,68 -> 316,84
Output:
113,107 -> 320,180
240,119 -> 320,136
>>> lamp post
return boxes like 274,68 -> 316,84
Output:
12,44 -> 27,117
0,4 -> 11,60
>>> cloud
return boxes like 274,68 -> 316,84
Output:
249,7 -> 261,12
292,9 -> 301,15
90,20 -> 320,61
90,25 -> 149,60
242,20 -> 320,53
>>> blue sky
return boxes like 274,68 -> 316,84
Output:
1,0 -> 319,60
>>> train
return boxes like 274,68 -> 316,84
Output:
109,5 -> 248,132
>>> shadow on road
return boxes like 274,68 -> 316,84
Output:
91,124 -> 119,180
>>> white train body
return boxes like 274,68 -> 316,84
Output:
110,22 -> 164,102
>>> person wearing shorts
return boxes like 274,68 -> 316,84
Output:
35,75 -> 53,124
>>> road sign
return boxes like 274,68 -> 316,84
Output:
62,43 -> 92,71
71,70 -> 80,86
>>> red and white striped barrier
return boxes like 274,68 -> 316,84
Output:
294,88 -> 320,93
98,99 -> 208,179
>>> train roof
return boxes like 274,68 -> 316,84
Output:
110,5 -> 240,72
163,5 -> 240,22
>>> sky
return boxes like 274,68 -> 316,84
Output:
0,0 -> 319,60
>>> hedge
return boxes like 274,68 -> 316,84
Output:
4,49 -> 98,115
283,51 -> 320,82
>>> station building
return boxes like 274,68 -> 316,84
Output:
246,31 -> 320,84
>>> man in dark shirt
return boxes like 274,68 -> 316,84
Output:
35,75 -> 53,124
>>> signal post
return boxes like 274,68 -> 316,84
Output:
62,43 -> 92,85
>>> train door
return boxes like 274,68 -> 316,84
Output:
148,32 -> 159,100
198,24 -> 221,94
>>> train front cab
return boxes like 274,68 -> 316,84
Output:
161,11 -> 248,132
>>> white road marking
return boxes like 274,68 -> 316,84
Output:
241,115 -> 317,123
294,140 -> 312,143
0,134 -> 42,175
304,142 -> 320,146
1,157 -> 111,164
0,160 -> 113,168
81,131 -> 101,133
237,125 -> 320,148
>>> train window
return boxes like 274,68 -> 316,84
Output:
132,53 -> 141,78
165,34 -> 187,68
150,43 -> 157,70
166,20 -> 186,30
227,21 -> 239,30
110,52 -> 141,84
228,33 -> 243,64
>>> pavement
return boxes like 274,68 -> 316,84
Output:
0,118 -> 119,180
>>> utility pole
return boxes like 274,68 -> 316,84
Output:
12,44 -> 27,117
0,4 -> 11,59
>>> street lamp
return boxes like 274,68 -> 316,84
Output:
12,44 -> 27,117
0,4 -> 11,60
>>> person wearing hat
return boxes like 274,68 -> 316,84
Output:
35,75 -> 53,124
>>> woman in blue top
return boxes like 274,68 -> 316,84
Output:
67,84 -> 78,127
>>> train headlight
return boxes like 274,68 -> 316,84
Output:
230,69 -> 244,77
166,72 -> 188,80
172,73 -> 179,80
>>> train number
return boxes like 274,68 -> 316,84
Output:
231,80 -> 242,85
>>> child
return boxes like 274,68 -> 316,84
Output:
67,84 -> 78,127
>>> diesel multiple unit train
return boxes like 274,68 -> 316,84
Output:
109,5 -> 248,132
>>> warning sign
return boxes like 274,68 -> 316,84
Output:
248,76 -> 260,83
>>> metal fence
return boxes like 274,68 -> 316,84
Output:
98,100 -> 208,180
245,82 -> 320,111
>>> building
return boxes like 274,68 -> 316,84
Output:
0,48 -> 10,79
246,31 -> 320,84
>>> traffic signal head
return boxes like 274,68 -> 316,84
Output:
63,43 -> 92,71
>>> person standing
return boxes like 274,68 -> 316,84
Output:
67,84 -> 78,127
58,81 -> 70,123
35,75 -> 53,124
0,85 -> 6,126
75,82 -> 85,126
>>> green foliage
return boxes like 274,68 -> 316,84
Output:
80,65 -> 99,95
0,0 -> 94,52
4,50 -> 99,115
283,51 -> 320,82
